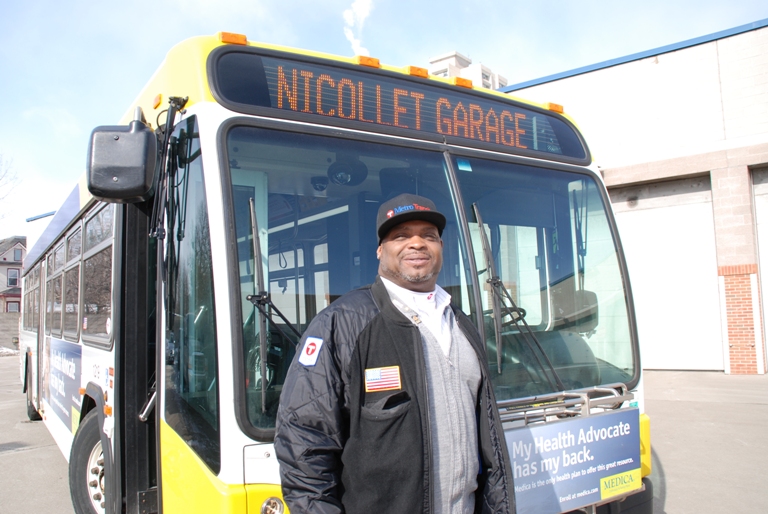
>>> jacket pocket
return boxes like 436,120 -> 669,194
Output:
342,389 -> 422,512
361,390 -> 411,420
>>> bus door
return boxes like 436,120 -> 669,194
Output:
157,115 -> 233,511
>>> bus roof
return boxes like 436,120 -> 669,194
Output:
24,176 -> 93,272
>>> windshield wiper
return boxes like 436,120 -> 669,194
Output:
472,203 -> 565,392
247,198 -> 301,413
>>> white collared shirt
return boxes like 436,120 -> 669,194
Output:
381,277 -> 453,355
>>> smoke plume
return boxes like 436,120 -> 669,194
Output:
343,0 -> 373,56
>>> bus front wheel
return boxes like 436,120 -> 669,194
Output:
69,410 -> 106,514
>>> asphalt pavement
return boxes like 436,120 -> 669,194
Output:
0,349 -> 74,514
1,345 -> 766,513
645,369 -> 768,513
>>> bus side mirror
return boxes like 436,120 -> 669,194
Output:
87,114 -> 157,203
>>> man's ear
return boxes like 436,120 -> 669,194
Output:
376,245 -> 382,260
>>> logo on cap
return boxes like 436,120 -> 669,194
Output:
389,203 -> 432,218
394,204 -> 414,215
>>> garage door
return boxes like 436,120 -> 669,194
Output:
750,169 -> 768,374
610,176 -> 724,370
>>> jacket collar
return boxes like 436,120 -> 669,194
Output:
371,275 -> 421,327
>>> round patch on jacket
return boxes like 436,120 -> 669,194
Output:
299,337 -> 324,366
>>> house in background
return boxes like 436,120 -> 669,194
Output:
0,236 -> 26,313
0,236 -> 26,348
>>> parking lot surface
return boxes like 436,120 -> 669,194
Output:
0,352 -> 75,514
645,369 -> 768,513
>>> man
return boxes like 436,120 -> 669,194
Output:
275,193 -> 514,513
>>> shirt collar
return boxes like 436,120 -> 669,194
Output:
380,276 -> 452,316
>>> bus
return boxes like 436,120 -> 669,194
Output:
19,32 -> 652,514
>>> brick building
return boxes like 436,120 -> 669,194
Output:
499,19 -> 768,374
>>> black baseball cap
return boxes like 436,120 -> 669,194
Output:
376,193 -> 447,244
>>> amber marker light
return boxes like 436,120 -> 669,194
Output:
79,388 -> 86,396
404,66 -> 429,78
355,55 -> 381,68
546,102 -> 564,114
219,32 -> 248,45
451,77 -> 473,89
153,94 -> 162,109
104,405 -> 113,416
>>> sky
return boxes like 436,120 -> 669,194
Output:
1,0 -> 768,248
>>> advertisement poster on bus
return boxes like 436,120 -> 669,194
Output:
505,408 -> 641,514
45,337 -> 82,434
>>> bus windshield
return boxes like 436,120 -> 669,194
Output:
225,124 -> 635,433
451,156 -> 635,401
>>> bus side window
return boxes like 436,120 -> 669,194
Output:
51,274 -> 63,336
63,228 -> 82,340
82,206 -> 115,344
33,266 -> 40,331
45,254 -> 54,335
63,265 -> 81,339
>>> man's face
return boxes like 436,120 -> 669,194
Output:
377,220 -> 443,292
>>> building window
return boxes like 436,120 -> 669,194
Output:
14,249 -> 22,261
7,302 -> 20,313
8,268 -> 19,287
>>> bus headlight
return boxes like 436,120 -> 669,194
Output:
261,497 -> 285,514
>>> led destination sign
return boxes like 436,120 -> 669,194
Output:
211,49 -> 588,162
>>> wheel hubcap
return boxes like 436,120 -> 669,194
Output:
86,441 -> 106,514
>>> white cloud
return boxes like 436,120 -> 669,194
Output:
342,0 -> 373,56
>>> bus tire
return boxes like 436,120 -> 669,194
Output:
25,361 -> 42,421
69,410 -> 106,514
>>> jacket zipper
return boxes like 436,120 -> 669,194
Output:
409,313 -> 434,514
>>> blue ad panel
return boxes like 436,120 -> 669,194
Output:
45,337 -> 82,433
506,408 -> 641,514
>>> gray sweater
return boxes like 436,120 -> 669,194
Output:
388,291 -> 482,513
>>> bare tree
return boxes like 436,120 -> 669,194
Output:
0,154 -> 20,220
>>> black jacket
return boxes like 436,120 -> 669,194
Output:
275,277 -> 514,513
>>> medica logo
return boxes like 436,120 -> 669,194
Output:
600,468 -> 641,500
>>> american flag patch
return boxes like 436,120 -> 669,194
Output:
365,366 -> 401,392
